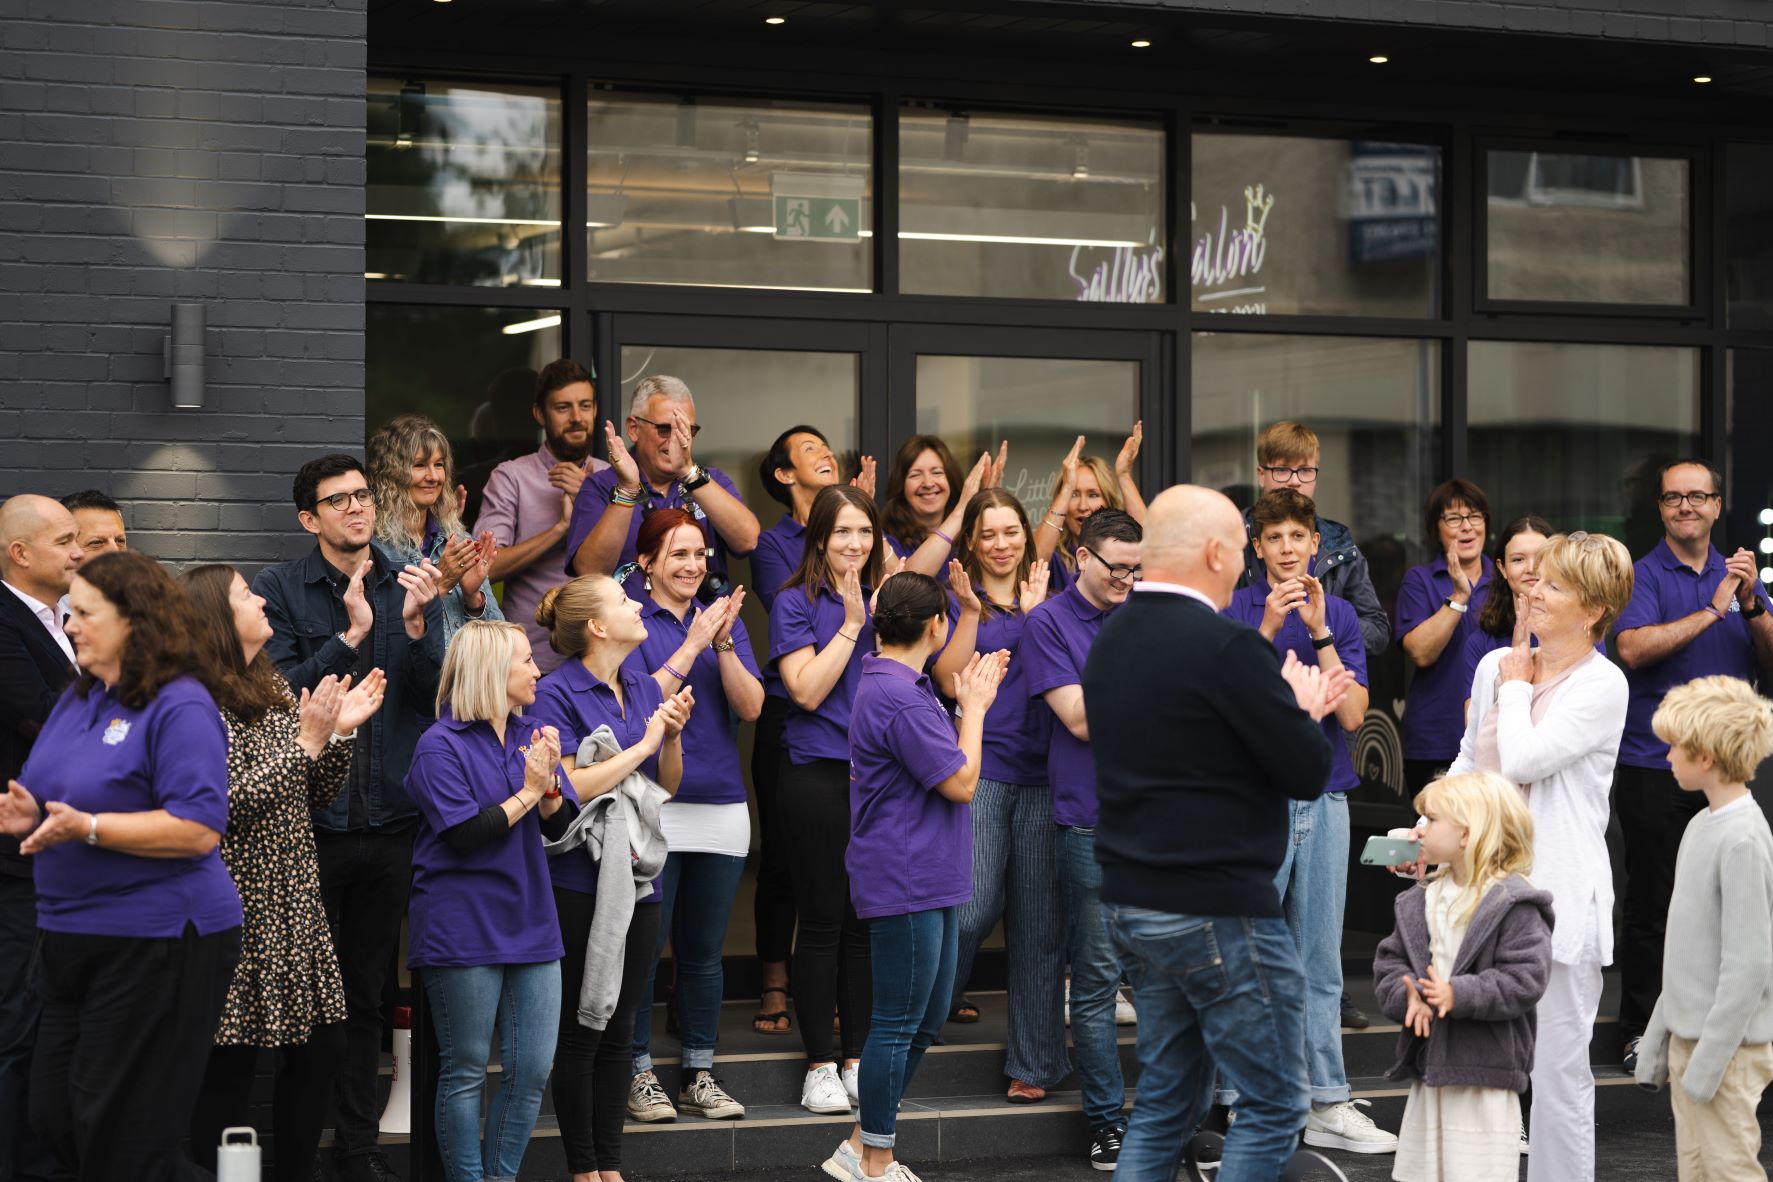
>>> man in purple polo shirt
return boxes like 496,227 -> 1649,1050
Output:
1022,508 -> 1141,1154
475,359 -> 608,674
565,375 -> 760,599
1614,458 -> 1773,1071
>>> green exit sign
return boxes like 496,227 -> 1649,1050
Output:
774,193 -> 860,241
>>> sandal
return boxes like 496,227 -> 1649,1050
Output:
949,997 -> 981,1024
753,987 -> 792,1036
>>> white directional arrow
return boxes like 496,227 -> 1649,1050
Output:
824,203 -> 851,234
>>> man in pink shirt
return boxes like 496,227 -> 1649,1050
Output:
474,359 -> 608,672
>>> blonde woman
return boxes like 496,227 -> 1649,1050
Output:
1036,427 -> 1148,581
367,413 -> 504,646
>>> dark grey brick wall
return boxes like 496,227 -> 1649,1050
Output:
0,0 -> 367,572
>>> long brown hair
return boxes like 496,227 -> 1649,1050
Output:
182,564 -> 290,724
788,486 -> 883,600
881,434 -> 962,551
958,488 -> 1035,620
1477,515 -> 1555,638
367,413 -> 463,550
70,551 -> 199,710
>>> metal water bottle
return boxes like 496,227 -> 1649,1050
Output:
215,1127 -> 260,1182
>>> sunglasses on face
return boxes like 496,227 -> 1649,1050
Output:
633,416 -> 702,440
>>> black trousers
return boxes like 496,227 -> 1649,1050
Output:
553,889 -> 658,1175
779,757 -> 871,1065
0,875 -> 54,1182
189,1023 -> 345,1181
750,696 -> 797,967
31,924 -> 240,1182
314,828 -> 413,1160
1615,763 -> 1706,1038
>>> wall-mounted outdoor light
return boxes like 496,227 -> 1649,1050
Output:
165,303 -> 205,409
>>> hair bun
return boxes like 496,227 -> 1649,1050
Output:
536,585 -> 562,628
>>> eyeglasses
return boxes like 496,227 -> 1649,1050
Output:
1259,465 -> 1319,483
1439,512 -> 1485,528
1081,548 -> 1142,584
633,416 -> 702,440
1658,491 -> 1721,509
315,488 -> 374,512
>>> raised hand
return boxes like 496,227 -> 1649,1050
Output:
1297,574 -> 1328,635
839,561 -> 867,634
524,726 -> 563,794
1261,578 -> 1305,638
436,534 -> 478,594
335,668 -> 387,734
296,676 -> 345,757
1420,963 -> 1455,1018
714,587 -> 745,646
959,451 -> 992,503
657,687 -> 695,738
949,559 -> 982,616
0,781 -> 42,839
1446,543 -> 1472,600
668,407 -> 698,478
398,560 -> 442,639
1499,591 -> 1535,684
986,441 -> 1008,490
685,596 -> 730,653
605,420 -> 642,490
1115,421 -> 1143,480
951,649 -> 1009,717
458,531 -> 497,599
1020,559 -> 1051,611
850,456 -> 877,498
548,456 -> 593,501
1724,549 -> 1759,609
342,557 -> 373,646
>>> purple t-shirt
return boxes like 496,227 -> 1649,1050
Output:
1023,586 -> 1109,827
404,711 -> 568,968
946,592 -> 1050,786
530,658 -> 666,900
563,466 -> 750,597
1224,581 -> 1367,793
20,676 -> 241,937
769,583 -> 874,765
629,595 -> 760,805
846,654 -> 970,919
1616,539 -> 1772,769
751,515 -> 805,701
1395,555 -> 1494,762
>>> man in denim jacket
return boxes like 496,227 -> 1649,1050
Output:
253,453 -> 444,1182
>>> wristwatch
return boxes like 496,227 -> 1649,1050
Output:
681,464 -> 712,493
1442,596 -> 1468,614
1745,597 -> 1767,620
84,813 -> 99,846
713,638 -> 736,653
1311,629 -> 1337,651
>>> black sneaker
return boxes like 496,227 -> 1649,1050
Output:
335,1153 -> 400,1182
1089,1123 -> 1125,1172
1623,1035 -> 1642,1074
1340,990 -> 1370,1029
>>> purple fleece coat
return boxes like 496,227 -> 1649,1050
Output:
1373,873 -> 1554,1094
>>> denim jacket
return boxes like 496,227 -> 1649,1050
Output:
252,543 -> 445,831
1242,508 -> 1391,657
377,522 -> 504,650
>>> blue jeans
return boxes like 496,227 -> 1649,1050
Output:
1105,907 -> 1308,1182
949,778 -> 1068,1088
632,850 -> 748,1074
859,907 -> 958,1148
423,961 -> 562,1182
1059,826 -> 1127,1131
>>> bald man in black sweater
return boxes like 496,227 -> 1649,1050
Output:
1083,484 -> 1352,1182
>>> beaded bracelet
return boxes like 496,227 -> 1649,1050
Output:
611,484 -> 644,507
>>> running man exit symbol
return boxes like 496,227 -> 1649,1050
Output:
773,194 -> 860,241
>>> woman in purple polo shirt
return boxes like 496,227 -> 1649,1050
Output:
819,572 -> 1006,1182
404,619 -> 568,1182
0,551 -> 242,1182
532,574 -> 692,1182
772,484 -> 883,1114
932,489 -> 1070,1097
625,508 -> 763,1123
1398,478 -> 1495,792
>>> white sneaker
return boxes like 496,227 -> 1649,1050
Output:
1114,988 -> 1136,1026
854,1162 -> 925,1182
626,1069 -> 676,1123
802,1063 -> 853,1115
678,1068 -> 746,1119
1302,1099 -> 1398,1154
821,1138 -> 861,1181
842,1061 -> 860,1105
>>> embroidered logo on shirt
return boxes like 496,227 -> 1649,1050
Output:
101,718 -> 130,746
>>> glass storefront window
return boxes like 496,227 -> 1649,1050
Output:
899,108 -> 1165,302
589,95 -> 873,293
1467,341 -> 1700,558
365,304 -> 564,524
1191,135 -> 1441,318
1725,350 -> 1773,585
1727,145 -> 1773,331
1484,149 -> 1689,306
367,78 -> 562,288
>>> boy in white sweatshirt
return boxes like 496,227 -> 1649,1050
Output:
1635,675 -> 1773,1181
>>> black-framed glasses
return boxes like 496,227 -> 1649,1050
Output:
1439,512 -> 1485,528
315,488 -> 374,512
1658,491 -> 1721,509
633,415 -> 701,440
1081,547 -> 1142,584
1259,465 -> 1319,483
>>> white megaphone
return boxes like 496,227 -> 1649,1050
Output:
379,1004 -> 413,1135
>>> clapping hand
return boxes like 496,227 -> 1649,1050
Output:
986,441 -> 1008,490
605,421 -> 642,490
869,552 -> 907,616
838,561 -> 867,634
296,675 -> 345,758
1725,549 -> 1760,609
19,801 -> 91,856
437,534 -> 478,594
958,451 -> 992,504
1401,975 -> 1436,1038
656,687 -> 695,739
458,531 -> 498,600
685,596 -> 733,653
341,558 -> 373,645
1279,651 -> 1355,722
1261,578 -> 1306,637
1446,543 -> 1472,601
951,649 -> 1009,718
1297,574 -> 1328,635
667,407 -> 698,478
523,726 -> 562,794
1115,422 -> 1143,481
1020,559 -> 1051,611
548,455 -> 593,502
949,560 -> 982,616
398,559 -> 442,639
1051,435 -> 1084,513
335,668 -> 387,734
1498,592 -> 1535,684
714,587 -> 745,647
0,781 -> 42,839
850,456 -> 878,498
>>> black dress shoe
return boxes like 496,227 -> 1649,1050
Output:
1339,990 -> 1370,1029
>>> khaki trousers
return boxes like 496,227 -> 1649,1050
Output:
1669,1035 -> 1773,1182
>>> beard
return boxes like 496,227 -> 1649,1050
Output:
548,429 -> 594,463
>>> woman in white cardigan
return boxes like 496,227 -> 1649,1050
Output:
1449,531 -> 1634,1182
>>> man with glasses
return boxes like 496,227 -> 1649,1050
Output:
253,454 -> 445,1182
1022,508 -> 1141,1170
566,373 -> 759,597
1613,459 -> 1773,1076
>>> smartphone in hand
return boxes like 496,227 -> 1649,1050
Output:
1359,834 -> 1422,867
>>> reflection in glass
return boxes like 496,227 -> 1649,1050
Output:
1724,351 -> 1772,574
1485,150 -> 1689,305
1727,145 -> 1773,330
899,109 -> 1165,302
589,96 -> 872,292
367,79 -> 562,287
1191,136 -> 1440,318
1468,342 -> 1699,558
365,305 -> 563,525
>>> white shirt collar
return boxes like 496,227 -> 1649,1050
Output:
1133,580 -> 1219,612
1709,792 -> 1758,819
4,579 -> 74,661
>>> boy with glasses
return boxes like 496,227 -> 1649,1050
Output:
1614,459 -> 1773,1073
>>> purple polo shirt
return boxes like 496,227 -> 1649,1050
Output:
846,654 -> 970,919
1395,555 -> 1494,762
1616,539 -> 1772,769
1224,581 -> 1367,793
885,533 -> 952,584
404,711 -> 568,968
769,583 -> 874,765
475,445 -> 608,674
564,466 -> 750,597
1023,586 -> 1109,827
629,595 -> 760,805
530,659 -> 665,900
752,515 -> 805,701
20,676 -> 241,937
947,592 -> 1050,786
